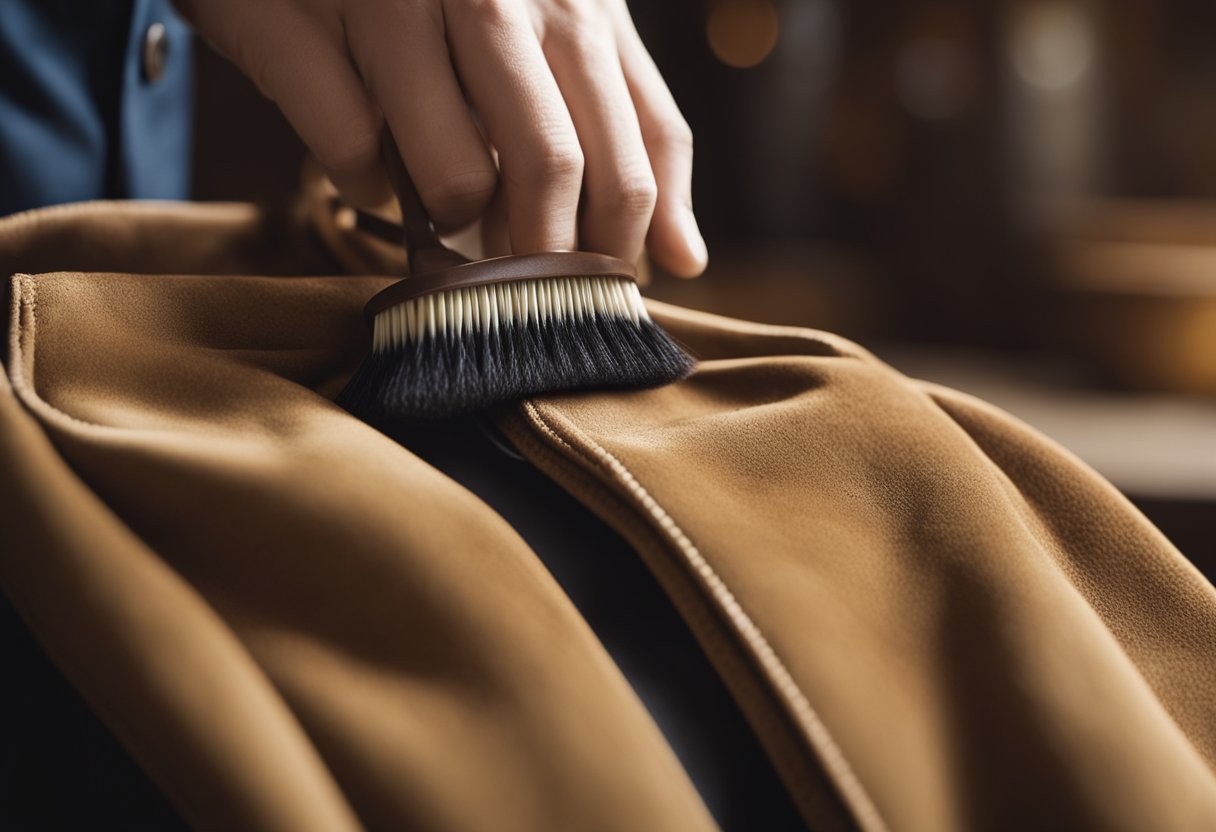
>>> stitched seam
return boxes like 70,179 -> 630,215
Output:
522,402 -> 889,832
646,303 -> 865,360
0,200 -> 256,246
9,275 -> 137,434
16,274 -> 37,391
509,418 -> 852,826
8,276 -> 244,831
26,275 -> 36,379
7,275 -> 26,381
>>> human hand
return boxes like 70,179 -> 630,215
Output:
175,0 -> 707,276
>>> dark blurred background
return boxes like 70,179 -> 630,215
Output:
190,0 -> 1215,575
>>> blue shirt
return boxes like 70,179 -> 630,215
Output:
0,0 -> 193,216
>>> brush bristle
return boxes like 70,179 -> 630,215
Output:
338,275 -> 695,422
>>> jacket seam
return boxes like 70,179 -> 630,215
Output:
508,419 -> 854,827
522,401 -> 889,832
9,275 -> 143,434
0,199 -> 256,246
11,276 -> 73,426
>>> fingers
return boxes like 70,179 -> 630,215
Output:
611,8 -> 708,277
192,3 -> 389,208
445,0 -> 583,253
539,6 -> 656,265
345,2 -> 497,231
191,0 -> 702,272
480,166 -> 513,258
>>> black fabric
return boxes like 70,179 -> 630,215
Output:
0,597 -> 190,831
396,417 -> 809,832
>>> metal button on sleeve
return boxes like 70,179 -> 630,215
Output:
142,22 -> 169,83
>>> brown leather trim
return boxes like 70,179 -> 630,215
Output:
362,252 -> 638,321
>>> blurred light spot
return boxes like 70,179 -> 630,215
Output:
1009,2 -> 1095,91
897,37 -> 977,121
778,0 -> 841,96
707,0 -> 780,70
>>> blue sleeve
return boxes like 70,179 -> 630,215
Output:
0,0 -> 194,216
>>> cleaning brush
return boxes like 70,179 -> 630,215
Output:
338,131 -> 695,423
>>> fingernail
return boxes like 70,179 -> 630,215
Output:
679,206 -> 709,272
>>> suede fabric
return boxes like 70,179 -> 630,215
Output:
2,201 -> 1215,831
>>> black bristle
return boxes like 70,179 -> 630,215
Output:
338,313 -> 695,423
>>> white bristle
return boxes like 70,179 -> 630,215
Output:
371,275 -> 652,353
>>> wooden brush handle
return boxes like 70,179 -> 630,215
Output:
361,126 -> 639,325
380,126 -> 470,275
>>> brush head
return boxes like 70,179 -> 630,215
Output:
338,272 -> 695,423
342,134 -> 694,423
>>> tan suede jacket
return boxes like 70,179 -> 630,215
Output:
3,200 -> 1215,832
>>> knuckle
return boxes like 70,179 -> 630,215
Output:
611,173 -> 658,218
423,167 -> 499,221
654,118 -> 694,155
461,0 -> 514,24
544,1 -> 611,46
517,140 -> 585,189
